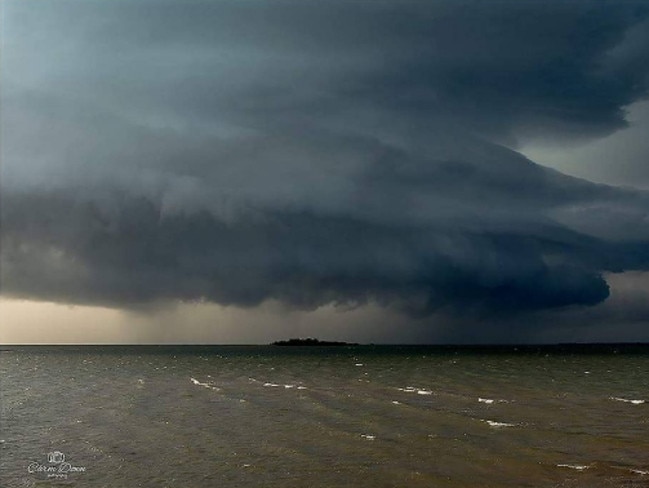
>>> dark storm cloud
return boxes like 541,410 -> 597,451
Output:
3,158 -> 649,317
5,0 -> 649,144
2,0 -> 649,323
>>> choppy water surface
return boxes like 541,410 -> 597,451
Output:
1,345 -> 648,487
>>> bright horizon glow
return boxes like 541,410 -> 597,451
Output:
0,298 -> 420,345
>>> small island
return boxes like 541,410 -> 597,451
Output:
271,338 -> 359,346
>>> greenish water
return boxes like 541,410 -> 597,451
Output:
1,346 -> 648,487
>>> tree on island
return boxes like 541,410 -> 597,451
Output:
271,338 -> 358,346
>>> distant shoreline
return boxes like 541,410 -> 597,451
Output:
271,338 -> 359,346
2,343 -> 649,355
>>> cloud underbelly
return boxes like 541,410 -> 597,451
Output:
2,188 -> 638,316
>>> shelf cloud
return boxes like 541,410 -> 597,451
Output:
2,0 -> 649,336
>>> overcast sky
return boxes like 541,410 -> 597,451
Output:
2,0 -> 649,344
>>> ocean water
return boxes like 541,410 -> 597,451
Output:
1,345 -> 648,487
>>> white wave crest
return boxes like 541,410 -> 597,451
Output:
190,377 -> 220,391
557,464 -> 590,471
482,419 -> 516,428
610,397 -> 645,404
